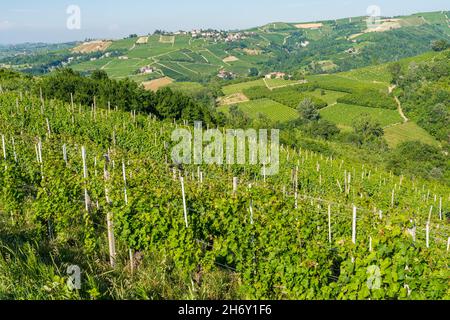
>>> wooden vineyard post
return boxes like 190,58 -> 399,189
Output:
122,160 -> 128,205
352,206 -> 357,244
426,223 -> 430,248
336,179 -> 343,193
82,146 -> 89,212
11,137 -> 17,163
428,206 -> 433,225
1,134 -> 6,160
104,161 -> 116,268
107,211 -> 116,268
45,118 -> 51,137
40,87 -> 44,115
369,237 -> 373,252
391,189 -> 395,207
294,191 -> 298,209
344,171 -> 347,195
180,177 -> 188,228
38,139 -> 43,179
263,164 -> 266,183
447,237 -> 450,252
328,204 -> 332,244
233,177 -> 238,195
439,198 -> 442,221
62,144 -> 68,165
249,200 -> 254,225
129,249 -> 134,274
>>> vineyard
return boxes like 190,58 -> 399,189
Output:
0,88 -> 449,300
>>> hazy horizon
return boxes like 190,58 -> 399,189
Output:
1,0 -> 449,44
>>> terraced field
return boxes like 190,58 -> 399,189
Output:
218,98 -> 298,122
222,79 -> 266,95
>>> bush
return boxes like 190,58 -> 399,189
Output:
387,141 -> 447,181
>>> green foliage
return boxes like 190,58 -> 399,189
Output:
297,98 -> 320,121
397,50 -> 450,142
35,68 -> 218,125
387,141 -> 448,181
431,40 -> 450,52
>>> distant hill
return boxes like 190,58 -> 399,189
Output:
0,11 -> 449,84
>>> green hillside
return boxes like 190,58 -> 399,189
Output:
1,11 -> 449,86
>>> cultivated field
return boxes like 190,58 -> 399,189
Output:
217,93 -> 249,106
136,36 -> 149,44
222,79 -> 266,95
72,40 -> 112,53
320,103 -> 403,129
223,56 -> 239,63
294,23 -> 323,29
142,76 -> 174,91
218,98 -> 298,122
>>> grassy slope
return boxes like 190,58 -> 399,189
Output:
320,103 -> 403,129
384,122 -> 440,148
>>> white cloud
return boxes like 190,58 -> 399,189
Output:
0,21 -> 13,30
108,24 -> 120,31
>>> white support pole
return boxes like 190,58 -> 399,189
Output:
62,144 -> 68,165
104,162 -> 115,268
428,206 -> 433,225
447,237 -> 450,252
82,146 -> 89,212
294,191 -> 298,209
233,177 -> 238,194
122,160 -> 128,205
426,224 -> 430,248
11,137 -> 17,163
38,140 -> 43,164
1,134 -> 6,160
129,248 -> 134,274
439,198 -> 442,221
249,200 -> 254,225
82,147 -> 87,179
328,204 -> 332,244
352,206 -> 357,244
180,177 -> 188,228
369,237 -> 373,252
391,189 -> 395,207
107,211 -> 116,268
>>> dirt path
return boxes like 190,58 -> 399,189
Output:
389,85 -> 409,123
395,96 -> 409,123
101,60 -> 113,70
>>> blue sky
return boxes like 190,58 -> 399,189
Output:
0,0 -> 449,44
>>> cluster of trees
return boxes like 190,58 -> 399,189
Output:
431,39 -> 450,52
387,141 -> 447,181
36,68 -> 221,125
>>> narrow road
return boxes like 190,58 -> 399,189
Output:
389,84 -> 409,123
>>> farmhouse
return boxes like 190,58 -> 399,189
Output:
300,41 -> 310,47
345,47 -> 359,55
139,66 -> 156,75
217,69 -> 236,80
265,72 -> 287,79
